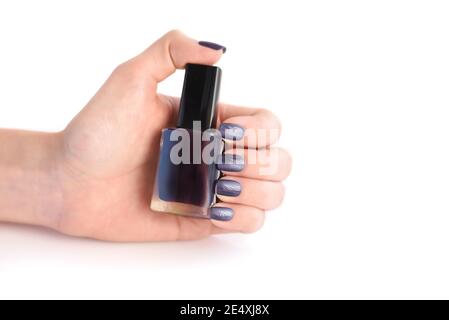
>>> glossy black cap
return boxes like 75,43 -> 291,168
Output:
177,64 -> 221,131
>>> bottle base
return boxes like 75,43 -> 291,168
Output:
150,198 -> 211,219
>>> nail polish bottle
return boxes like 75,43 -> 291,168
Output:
150,63 -> 223,218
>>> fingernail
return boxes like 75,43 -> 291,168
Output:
219,123 -> 245,140
216,179 -> 242,197
198,41 -> 227,53
217,154 -> 245,172
209,207 -> 234,221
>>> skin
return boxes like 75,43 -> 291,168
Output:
0,30 -> 292,242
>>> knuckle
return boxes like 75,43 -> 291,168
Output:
261,108 -> 282,131
262,182 -> 285,210
243,210 -> 266,233
112,61 -> 128,76
165,29 -> 184,40
112,59 -> 145,84
278,148 -> 293,180
276,183 -> 286,208
257,108 -> 282,145
113,60 -> 134,77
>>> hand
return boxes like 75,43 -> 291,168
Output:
50,30 -> 291,241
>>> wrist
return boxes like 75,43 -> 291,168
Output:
37,132 -> 66,230
0,130 -> 65,230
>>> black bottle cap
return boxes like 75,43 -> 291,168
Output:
177,63 -> 222,131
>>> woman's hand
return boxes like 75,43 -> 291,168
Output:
0,30 -> 292,241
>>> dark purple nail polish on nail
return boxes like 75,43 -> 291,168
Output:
209,207 -> 234,221
199,41 -> 227,53
217,154 -> 245,172
216,179 -> 242,197
219,123 -> 245,140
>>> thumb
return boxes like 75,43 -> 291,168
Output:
137,29 -> 225,83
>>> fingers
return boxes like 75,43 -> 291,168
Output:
218,103 -> 282,148
216,177 -> 285,211
208,142 -> 290,234
138,30 -> 224,83
223,147 -> 292,181
211,203 -> 265,234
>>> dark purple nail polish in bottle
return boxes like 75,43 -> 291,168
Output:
151,64 -> 223,219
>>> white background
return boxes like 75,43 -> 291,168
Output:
1,0 -> 449,299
